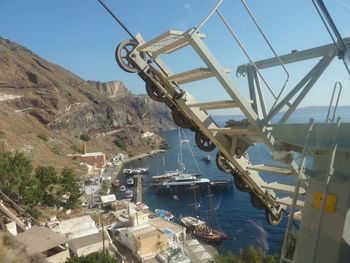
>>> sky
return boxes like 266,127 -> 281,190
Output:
1,0 -> 350,116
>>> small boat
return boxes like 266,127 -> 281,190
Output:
124,167 -> 149,176
123,168 -> 131,174
203,155 -> 211,163
124,189 -> 133,199
136,202 -> 149,210
155,209 -> 174,221
112,179 -> 120,187
173,194 -> 179,200
119,185 -> 126,192
138,167 -> 149,174
126,178 -> 134,186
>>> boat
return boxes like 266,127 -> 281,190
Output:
124,189 -> 133,199
136,202 -> 149,210
152,128 -> 201,184
112,179 -> 120,187
123,168 -> 131,174
203,155 -> 211,163
126,178 -> 134,186
123,167 -> 149,176
119,185 -> 126,192
192,224 -> 228,245
155,209 -> 174,221
138,167 -> 150,174
181,185 -> 228,245
158,174 -> 210,188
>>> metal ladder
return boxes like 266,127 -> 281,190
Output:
116,26 -> 308,224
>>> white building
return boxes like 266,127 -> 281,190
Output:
116,223 -> 169,260
129,210 -> 149,227
15,226 -> 70,263
100,194 -> 117,207
141,131 -> 155,138
47,215 -> 99,240
69,232 -> 104,257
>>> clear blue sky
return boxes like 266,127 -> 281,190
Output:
1,0 -> 349,114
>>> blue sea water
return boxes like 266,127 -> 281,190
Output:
123,107 -> 350,256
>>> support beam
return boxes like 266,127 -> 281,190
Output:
237,37 -> 350,71
266,50 -> 336,123
279,51 -> 336,123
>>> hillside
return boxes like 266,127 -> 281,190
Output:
0,36 -> 175,170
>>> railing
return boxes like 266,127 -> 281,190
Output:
325,81 -> 342,123
196,0 -> 290,116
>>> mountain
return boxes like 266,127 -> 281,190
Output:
0,36 -> 175,170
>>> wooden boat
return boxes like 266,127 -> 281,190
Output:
180,185 -> 228,245
112,179 -> 120,187
193,225 -> 228,245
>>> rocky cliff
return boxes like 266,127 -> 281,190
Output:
0,36 -> 175,169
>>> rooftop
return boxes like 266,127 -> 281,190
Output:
69,232 -> 103,249
149,217 -> 184,234
134,228 -> 164,240
16,226 -> 67,253
50,215 -> 99,239
100,194 -> 116,204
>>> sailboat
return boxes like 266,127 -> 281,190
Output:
152,128 -> 201,182
180,185 -> 228,245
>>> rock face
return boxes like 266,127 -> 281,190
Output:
0,36 -> 175,166
87,80 -> 130,98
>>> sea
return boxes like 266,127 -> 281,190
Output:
121,106 -> 350,256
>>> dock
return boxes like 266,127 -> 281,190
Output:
152,179 -> 233,194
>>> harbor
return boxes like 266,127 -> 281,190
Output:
119,128 -> 286,255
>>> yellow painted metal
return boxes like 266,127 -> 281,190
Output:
312,192 -> 336,213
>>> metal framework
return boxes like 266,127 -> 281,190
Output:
98,0 -> 350,262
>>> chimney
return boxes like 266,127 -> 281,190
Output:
83,141 -> 87,154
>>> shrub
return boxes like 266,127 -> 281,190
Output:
113,138 -> 127,151
71,144 -> 82,153
25,206 -> 40,219
37,132 -> 48,142
65,252 -> 119,263
80,134 -> 90,141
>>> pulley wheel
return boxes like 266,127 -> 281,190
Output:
195,132 -> 216,152
216,152 -> 231,173
265,210 -> 283,225
115,39 -> 139,73
145,79 -> 166,102
250,193 -> 265,210
172,110 -> 193,129
234,175 -> 249,192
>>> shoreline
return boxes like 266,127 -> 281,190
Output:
113,149 -> 166,179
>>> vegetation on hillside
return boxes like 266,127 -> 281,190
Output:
65,252 -> 119,263
0,151 -> 82,218
80,134 -> 91,142
113,137 -> 127,151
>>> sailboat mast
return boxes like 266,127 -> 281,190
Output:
207,184 -> 213,227
178,128 -> 185,173
193,185 -> 198,218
